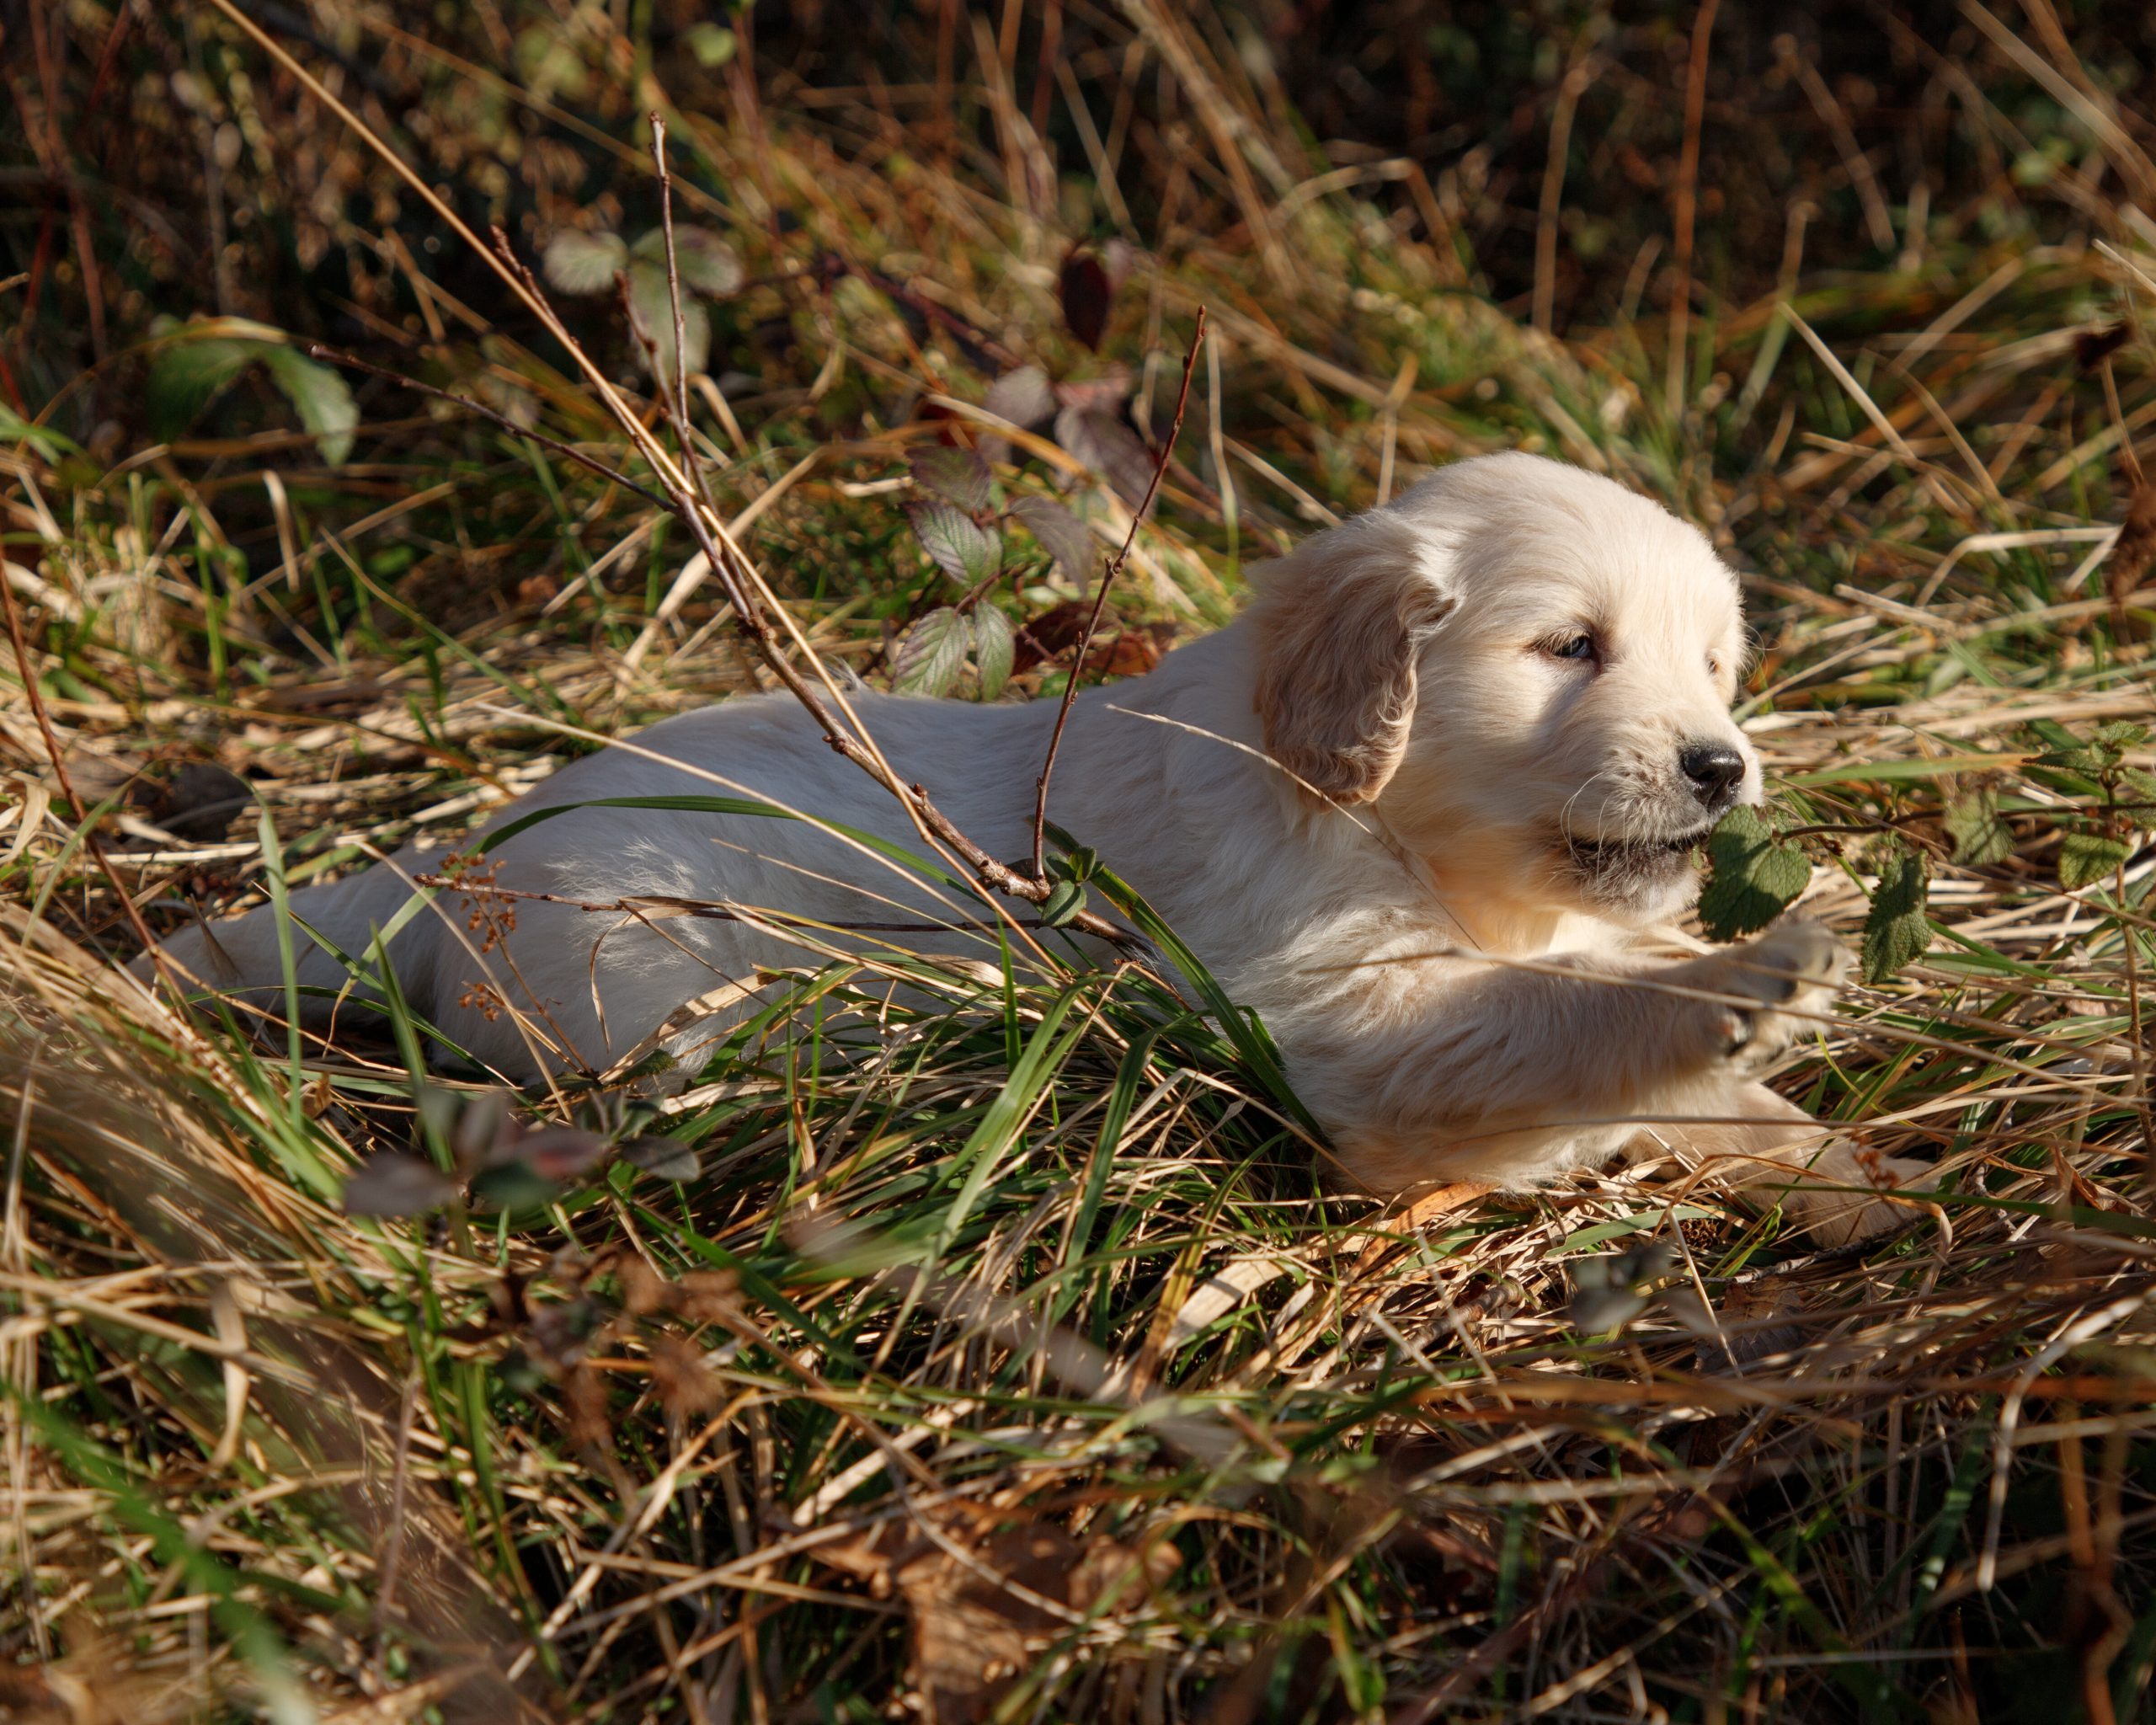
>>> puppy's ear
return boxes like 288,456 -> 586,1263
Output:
1250,521 -> 1451,804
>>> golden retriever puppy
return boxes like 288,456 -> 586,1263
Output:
152,452 -> 1927,1241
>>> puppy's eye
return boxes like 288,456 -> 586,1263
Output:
1545,633 -> 1597,663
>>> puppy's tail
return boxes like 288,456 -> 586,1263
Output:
138,857 -> 437,1026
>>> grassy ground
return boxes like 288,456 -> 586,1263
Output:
6,3 -> 2156,1720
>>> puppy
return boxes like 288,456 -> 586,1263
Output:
152,452 -> 1928,1241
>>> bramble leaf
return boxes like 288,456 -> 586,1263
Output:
906,499 -> 1000,588
1696,805 -> 1812,942
260,346 -> 358,465
1041,879 -> 1088,927
1943,789 -> 2013,868
982,365 -> 1059,430
1011,494 -> 1097,590
2060,831 -> 2131,891
543,229 -> 627,295
893,606 -> 970,696
910,446 -> 993,513
1860,844 -> 1931,984
630,225 -> 744,296
972,604 -> 1014,700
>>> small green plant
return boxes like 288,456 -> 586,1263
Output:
889,444 -> 1096,698
1700,720 -> 2155,984
542,222 -> 744,378
144,316 -> 358,463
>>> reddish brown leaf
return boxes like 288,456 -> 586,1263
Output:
2108,478 -> 2156,625
1059,246 -> 1113,350
2076,322 -> 2131,371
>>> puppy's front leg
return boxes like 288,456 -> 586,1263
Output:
1630,1081 -> 1935,1245
1294,921 -> 1851,1194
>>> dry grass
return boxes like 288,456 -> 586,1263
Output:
4,3 -> 2156,1720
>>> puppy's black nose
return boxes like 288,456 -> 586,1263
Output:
1678,742 -> 1746,808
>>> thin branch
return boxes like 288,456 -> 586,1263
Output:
1032,307 -> 1206,881
415,874 -> 1058,934
302,344 -> 669,506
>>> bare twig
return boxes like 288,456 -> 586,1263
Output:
1031,308 -> 1206,881
1665,0 -> 1720,422
414,873 -> 1060,935
301,344 -> 669,506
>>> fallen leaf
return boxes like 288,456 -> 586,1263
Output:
820,1510 -> 1176,1722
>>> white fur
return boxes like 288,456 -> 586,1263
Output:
153,453 -> 1929,1242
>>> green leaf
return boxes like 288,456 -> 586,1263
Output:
893,606 -> 970,696
260,346 -> 358,465
2033,745 -> 2105,777
1860,844 -> 1931,984
542,228 -> 627,295
146,335 -> 260,441
972,604 -> 1014,699
684,22 -> 737,66
1011,494 -> 1097,590
627,261 -> 710,379
0,403 -> 80,461
910,445 -> 993,513
1696,805 -> 1812,942
906,499 -> 1000,588
2121,766 -> 2156,806
1041,879 -> 1089,927
630,225 -> 744,297
2094,721 -> 2148,754
1943,789 -> 2012,868
2060,831 -> 2131,891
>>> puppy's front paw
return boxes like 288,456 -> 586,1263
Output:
1694,921 -> 1849,1074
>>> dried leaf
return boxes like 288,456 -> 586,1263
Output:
542,229 -> 627,296
1059,247 -> 1114,350
972,605 -> 1015,700
2108,479 -> 2156,622
648,1332 -> 723,1418
1011,494 -> 1097,590
893,606 -> 971,697
343,1152 -> 460,1219
905,499 -> 1000,588
1860,843 -> 1931,984
1696,805 -> 1812,941
821,1514 -> 1174,1723
910,445 -> 993,513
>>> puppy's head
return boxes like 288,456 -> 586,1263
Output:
1250,452 -> 1757,926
